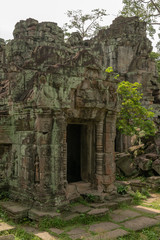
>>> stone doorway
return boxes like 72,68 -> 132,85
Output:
67,124 -> 81,183
66,123 -> 95,184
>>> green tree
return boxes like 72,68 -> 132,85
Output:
117,81 -> 156,137
63,9 -> 108,39
105,67 -> 157,137
121,0 -> 160,38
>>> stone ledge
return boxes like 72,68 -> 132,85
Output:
0,235 -> 15,240
0,201 -> 30,220
28,208 -> 61,221
0,194 -> 133,221
88,208 -> 109,216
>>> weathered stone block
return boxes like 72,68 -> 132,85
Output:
35,117 -> 52,133
152,159 -> 160,175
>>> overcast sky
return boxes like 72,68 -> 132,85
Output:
0,0 -> 123,40
0,0 -> 158,50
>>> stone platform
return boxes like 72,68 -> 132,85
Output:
0,195 -> 160,239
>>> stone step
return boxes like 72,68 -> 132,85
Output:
65,184 -> 79,200
23,226 -> 58,240
87,208 -> 109,216
28,208 -> 60,221
73,181 -> 92,193
114,196 -> 132,205
0,235 -> 15,240
0,201 -> 30,221
0,221 -> 15,232
90,201 -> 118,210
0,194 -> 133,222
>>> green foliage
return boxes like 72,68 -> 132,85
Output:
105,66 -> 119,79
141,188 -> 150,198
116,173 -> 127,181
131,190 -> 147,205
141,229 -> 159,239
0,191 -> 9,200
63,9 -> 108,39
83,194 -> 97,203
121,0 -> 160,39
105,67 -> 156,137
14,228 -> 40,240
38,212 -> 110,231
0,207 -> 9,222
117,81 -> 157,137
72,213 -> 110,225
38,216 -> 66,230
117,185 -> 128,195
105,66 -> 114,73
118,226 -> 160,240
143,196 -> 160,210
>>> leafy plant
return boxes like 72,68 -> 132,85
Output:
116,173 -> 127,181
105,67 -> 157,138
84,194 -> 97,203
0,191 -> 9,200
14,228 -> 40,240
72,213 -> 110,225
141,188 -> 150,197
117,185 -> 128,195
131,190 -> 147,205
38,216 -> 66,230
105,66 -> 119,79
117,81 -> 157,138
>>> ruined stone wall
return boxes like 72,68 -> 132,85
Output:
0,16 -> 158,208
90,16 -> 160,152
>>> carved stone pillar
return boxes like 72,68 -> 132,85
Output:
62,121 -> 67,185
96,120 -> 104,175
103,112 -> 117,189
55,114 -> 67,187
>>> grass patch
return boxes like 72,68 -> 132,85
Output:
68,196 -> 90,207
0,228 -> 41,240
118,225 -> 160,240
117,185 -> 128,195
14,228 -> 40,240
143,200 -> 160,210
38,213 -> 110,231
130,191 -> 147,205
142,196 -> 160,211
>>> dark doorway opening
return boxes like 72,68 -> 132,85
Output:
67,124 -> 82,183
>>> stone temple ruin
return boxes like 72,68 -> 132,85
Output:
0,16 -> 159,209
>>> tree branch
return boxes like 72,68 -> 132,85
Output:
150,0 -> 160,14
151,22 -> 160,25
